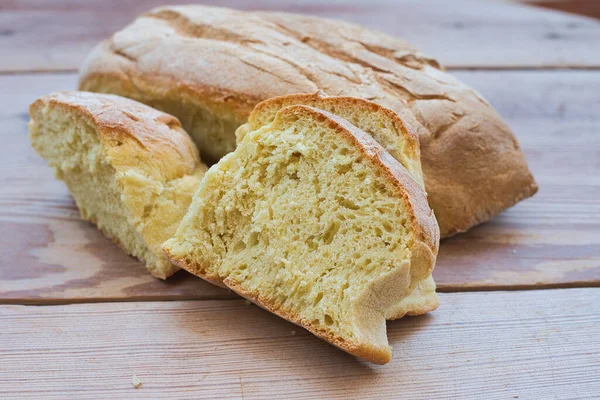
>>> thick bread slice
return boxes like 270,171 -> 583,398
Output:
29,91 -> 207,279
237,91 -> 436,319
78,4 -> 537,237
163,105 -> 439,364
236,91 -> 424,188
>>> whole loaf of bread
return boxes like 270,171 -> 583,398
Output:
78,5 -> 537,237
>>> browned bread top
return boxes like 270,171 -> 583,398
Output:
79,5 -> 537,236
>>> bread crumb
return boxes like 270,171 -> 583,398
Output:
132,375 -> 142,389
291,330 -> 296,335
244,300 -> 251,306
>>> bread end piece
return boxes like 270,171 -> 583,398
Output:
29,91 -> 207,279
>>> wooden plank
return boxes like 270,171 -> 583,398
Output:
442,70 -> 600,290
1,0 -> 599,73
526,0 -> 600,20
1,289 -> 598,399
0,70 -> 598,302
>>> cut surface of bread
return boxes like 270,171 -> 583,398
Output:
29,91 -> 207,279
237,91 -> 436,319
163,105 -> 439,364
236,91 -> 424,188
79,4 -> 537,237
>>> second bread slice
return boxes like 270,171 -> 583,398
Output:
163,105 -> 439,363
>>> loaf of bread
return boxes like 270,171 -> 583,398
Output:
163,105 -> 439,364
28,91 -> 207,279
79,5 -> 537,237
238,91 -> 437,319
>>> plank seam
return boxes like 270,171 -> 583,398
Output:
2,282 -> 599,306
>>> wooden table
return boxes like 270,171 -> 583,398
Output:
1,1 -> 599,398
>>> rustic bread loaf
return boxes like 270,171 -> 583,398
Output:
238,91 -> 437,319
78,4 -> 537,237
163,105 -> 439,364
28,91 -> 207,279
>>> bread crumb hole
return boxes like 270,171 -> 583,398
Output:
247,231 -> 260,247
382,221 -> 393,233
313,292 -> 323,306
232,240 -> 246,253
322,220 -> 340,245
335,163 -> 352,174
338,197 -> 359,210
142,204 -> 153,218
324,314 -> 334,326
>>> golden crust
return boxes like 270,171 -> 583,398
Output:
30,91 -> 201,180
78,4 -> 537,237
163,105 -> 439,364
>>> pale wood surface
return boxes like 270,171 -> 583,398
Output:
1,70 -> 598,303
1,0 -> 600,73
1,289 -> 599,399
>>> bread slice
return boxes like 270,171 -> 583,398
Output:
236,91 -> 437,319
79,4 -> 537,237
236,91 -> 424,188
28,91 -> 207,279
163,105 -> 439,364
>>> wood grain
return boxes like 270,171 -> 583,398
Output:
1,70 -> 598,303
1,289 -> 598,399
1,0 -> 599,73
